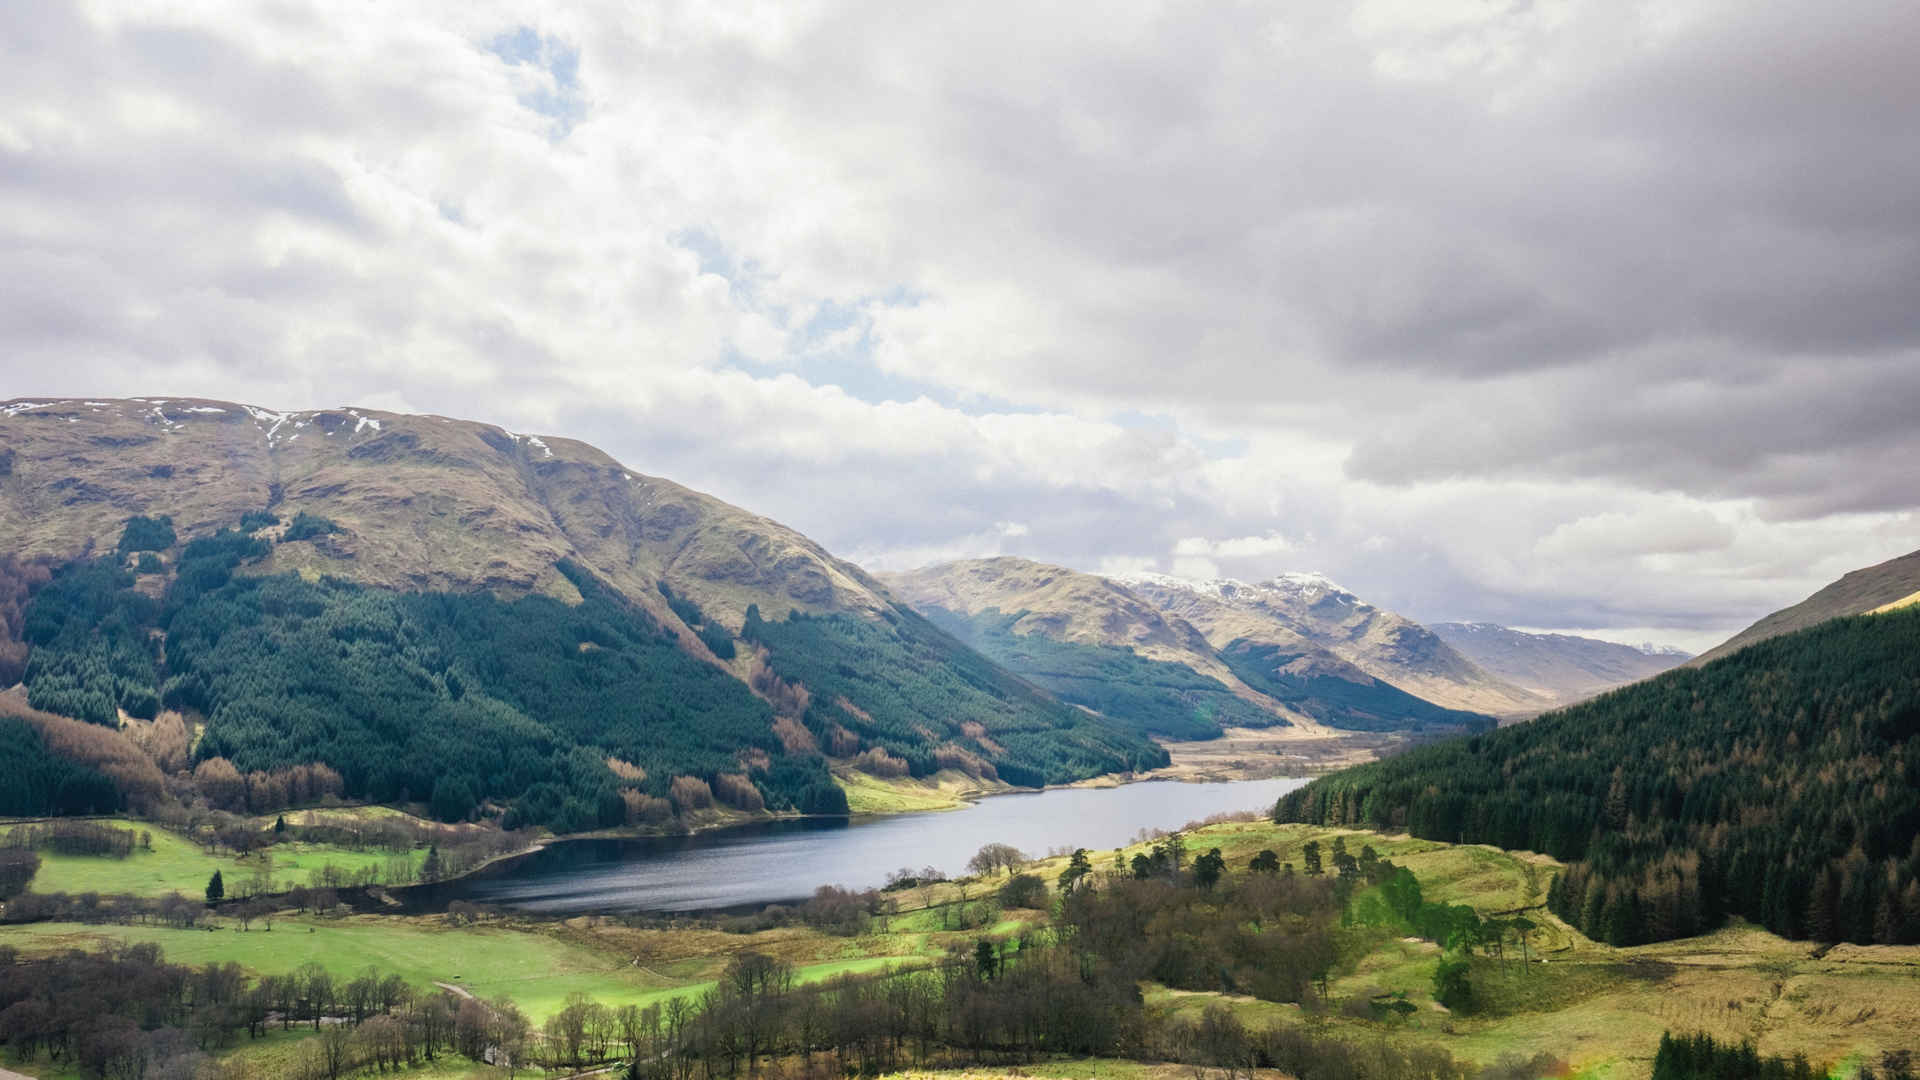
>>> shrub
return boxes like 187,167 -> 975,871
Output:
116,516 -> 175,555
1433,957 -> 1473,1014
0,850 -> 39,899
998,873 -> 1049,909
280,512 -> 338,542
698,621 -> 736,660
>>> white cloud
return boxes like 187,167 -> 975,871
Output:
0,0 -> 1913,650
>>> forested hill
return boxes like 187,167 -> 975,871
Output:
0,399 -> 1167,831
886,556 -> 1495,738
1275,606 -> 1920,946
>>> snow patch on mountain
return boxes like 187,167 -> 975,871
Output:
1111,569 -> 1355,608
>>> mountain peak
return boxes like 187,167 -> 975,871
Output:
1108,569 -> 1353,606
1114,569 -> 1543,718
0,396 -> 905,639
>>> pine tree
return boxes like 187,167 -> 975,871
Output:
206,869 -> 224,903
1807,868 -> 1838,943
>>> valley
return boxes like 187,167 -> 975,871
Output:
4,813 -> 1913,1080
0,398 -> 1915,1080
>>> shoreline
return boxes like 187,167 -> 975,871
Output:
4,729 -> 1375,902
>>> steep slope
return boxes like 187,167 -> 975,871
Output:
885,558 -> 1492,736
883,558 -> 1294,739
1429,622 -> 1688,708
884,557 -> 1252,689
1691,547 -> 1920,665
1113,572 -> 1545,718
1278,604 -> 1920,946
0,397 -> 891,639
0,398 -> 1166,828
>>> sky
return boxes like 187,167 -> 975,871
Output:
3,1 -> 1917,654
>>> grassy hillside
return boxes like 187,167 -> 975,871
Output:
16,819 -> 424,899
0,398 -> 894,637
1277,606 -> 1920,947
1693,547 -> 1920,665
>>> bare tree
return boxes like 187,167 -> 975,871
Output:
966,842 -> 1026,878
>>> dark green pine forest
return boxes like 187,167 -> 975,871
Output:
15,514 -> 1168,831
921,607 -> 1280,740
1275,606 -> 1920,945
743,605 -> 1169,788
1220,640 -> 1495,735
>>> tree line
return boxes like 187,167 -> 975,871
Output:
0,942 -> 523,1080
1652,1031 -> 1891,1080
1276,608 -> 1920,945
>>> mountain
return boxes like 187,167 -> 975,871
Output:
1112,572 -> 1546,718
1278,603 -> 1920,946
883,557 -> 1494,736
0,398 -> 1167,830
1691,547 -> 1920,665
0,397 -> 892,634
1428,622 -> 1688,708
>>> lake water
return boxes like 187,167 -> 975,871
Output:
428,776 -> 1309,914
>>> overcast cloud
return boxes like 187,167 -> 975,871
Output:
3,0 -> 1916,652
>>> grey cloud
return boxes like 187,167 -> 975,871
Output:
1,0 -> 1915,649
1346,353 -> 1920,519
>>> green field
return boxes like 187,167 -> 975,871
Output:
0,911 -> 931,1025
835,768 -> 1006,814
4,1027 -> 511,1080
11,819 -> 423,898
213,1031 -> 506,1080
1091,821 -> 1920,1080
0,916 -> 661,1022
8,815 -> 1915,1079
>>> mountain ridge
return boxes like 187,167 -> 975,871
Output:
1429,621 -> 1689,709
0,397 -> 1168,828
885,557 -> 1496,736
1110,570 -> 1547,718
1692,546 -> 1920,665
879,556 -> 1287,714
0,397 -> 893,649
